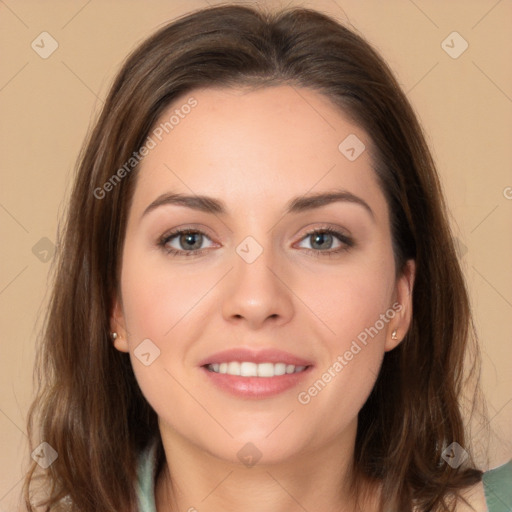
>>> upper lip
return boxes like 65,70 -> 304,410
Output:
198,348 -> 313,367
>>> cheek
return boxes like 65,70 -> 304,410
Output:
119,246 -> 224,399
301,257 -> 396,347
294,254 -> 396,412
120,245 -> 209,342
119,250 -> 209,424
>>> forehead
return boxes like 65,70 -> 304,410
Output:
130,85 -> 386,219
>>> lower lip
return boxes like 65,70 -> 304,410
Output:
200,366 -> 313,399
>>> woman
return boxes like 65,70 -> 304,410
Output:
23,4 -> 511,511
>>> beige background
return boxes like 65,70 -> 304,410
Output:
1,0 -> 511,510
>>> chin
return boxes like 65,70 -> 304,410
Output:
193,425 -> 314,467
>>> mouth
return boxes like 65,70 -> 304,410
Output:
199,348 -> 314,399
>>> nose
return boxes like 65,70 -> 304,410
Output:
221,241 -> 295,330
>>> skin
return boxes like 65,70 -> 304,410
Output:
110,85 -> 483,511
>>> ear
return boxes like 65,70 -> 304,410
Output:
110,293 -> 130,353
384,259 -> 415,352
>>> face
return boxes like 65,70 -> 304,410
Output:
111,85 -> 414,465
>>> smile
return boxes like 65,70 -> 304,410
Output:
206,362 -> 307,377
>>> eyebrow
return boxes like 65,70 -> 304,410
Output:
141,188 -> 374,220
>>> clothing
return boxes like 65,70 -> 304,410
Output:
136,439 -> 512,511
483,459 -> 512,512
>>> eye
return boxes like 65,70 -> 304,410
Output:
295,227 -> 354,257
157,226 -> 354,258
158,228 -> 215,257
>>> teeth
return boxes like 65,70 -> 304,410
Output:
240,362 -> 257,377
227,361 -> 240,375
208,362 -> 307,377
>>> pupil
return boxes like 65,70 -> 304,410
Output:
312,233 -> 332,250
182,233 -> 201,249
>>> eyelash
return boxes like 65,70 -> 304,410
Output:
157,226 -> 354,258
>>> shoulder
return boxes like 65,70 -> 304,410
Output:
480,459 -> 512,512
455,459 -> 512,512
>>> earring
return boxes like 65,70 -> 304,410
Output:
111,332 -> 118,340
391,330 -> 398,340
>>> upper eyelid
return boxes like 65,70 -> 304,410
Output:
294,227 -> 353,250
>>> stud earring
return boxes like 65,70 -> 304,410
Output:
391,330 -> 398,340
111,332 -> 118,340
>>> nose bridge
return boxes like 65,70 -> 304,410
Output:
221,231 -> 294,327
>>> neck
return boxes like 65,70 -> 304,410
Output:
155,418 -> 380,512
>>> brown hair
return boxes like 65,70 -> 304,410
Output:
23,4 -> 486,511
